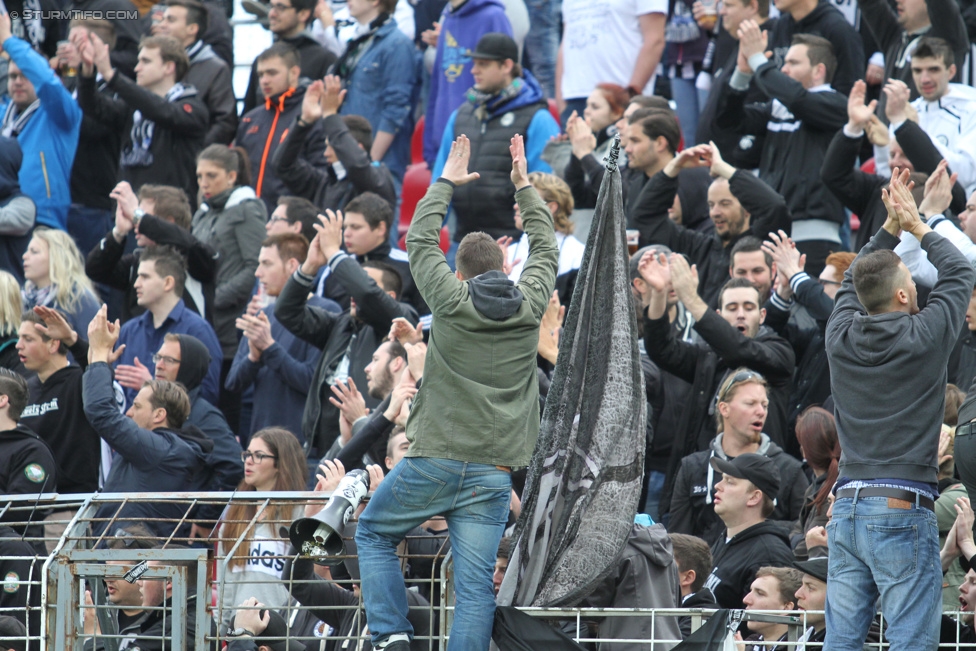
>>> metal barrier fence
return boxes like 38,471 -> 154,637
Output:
1,492 -> 975,649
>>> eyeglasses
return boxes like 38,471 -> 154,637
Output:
152,354 -> 181,366
718,369 -> 766,402
268,215 -> 291,225
242,450 -> 277,463
268,3 -> 295,11
818,278 -> 842,287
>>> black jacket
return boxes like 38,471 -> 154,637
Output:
950,325 -> 976,389
766,1 -> 864,96
274,254 -> 417,455
667,433 -> 809,547
0,526 -> 41,651
272,113 -> 397,214
0,424 -> 57,498
645,309 -> 796,519
704,520 -> 795,609
860,0 -> 968,118
763,275 -> 833,446
125,595 -> 217,651
77,73 -> 209,203
631,169 -> 791,306
241,33 -> 337,116
821,124 -> 966,252
186,41 -> 238,146
679,588 -> 718,639
715,60 -> 848,229
0,138 -> 34,283
322,240 -> 429,317
236,83 -> 329,214
69,77 -> 122,212
85,214 -> 218,323
20,340 -> 100,494
281,555 -> 432,651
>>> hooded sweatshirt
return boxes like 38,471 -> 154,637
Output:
0,136 -> 35,283
174,334 -> 244,505
584,522 -> 683,650
422,0 -> 513,165
241,33 -> 338,116
704,520 -> 795,609
667,433 -> 808,547
185,41 -> 238,147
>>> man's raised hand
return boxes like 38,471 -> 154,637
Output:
637,249 -> 671,293
301,80 -> 325,123
736,20 -> 768,63
847,80 -> 877,130
441,135 -> 480,187
664,143 -> 711,178
32,306 -> 78,347
668,253 -> 700,304
918,159 -> 957,219
510,134 -> 530,190
320,75 -> 346,117
761,230 -> 804,281
313,210 -> 344,260
883,79 -> 911,124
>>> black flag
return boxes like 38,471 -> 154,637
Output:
496,135 -> 646,614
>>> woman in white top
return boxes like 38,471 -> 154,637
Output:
505,172 -> 586,304
216,427 -> 307,632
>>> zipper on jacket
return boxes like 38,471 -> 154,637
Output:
256,109 -> 281,198
39,151 -> 51,198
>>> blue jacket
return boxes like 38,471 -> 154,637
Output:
432,70 -> 559,179
0,37 -> 81,230
115,299 -> 223,405
225,299 -> 334,443
82,362 -> 214,538
338,18 -> 419,181
422,0 -> 511,166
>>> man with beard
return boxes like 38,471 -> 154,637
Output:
631,141 -> 791,306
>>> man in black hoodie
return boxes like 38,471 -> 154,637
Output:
702,453 -> 795,610
236,42 -> 328,214
151,333 -> 244,535
83,305 -> 215,538
240,0 -> 336,116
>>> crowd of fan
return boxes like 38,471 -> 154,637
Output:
1,0 -> 976,646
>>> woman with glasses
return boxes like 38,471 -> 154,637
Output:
215,427 -> 307,633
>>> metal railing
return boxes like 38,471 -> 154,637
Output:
1,492 -> 975,650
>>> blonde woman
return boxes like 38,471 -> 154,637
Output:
504,172 -> 585,304
0,271 -> 23,370
22,228 -> 100,335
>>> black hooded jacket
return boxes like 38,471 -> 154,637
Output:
704,520 -> 795,609
0,137 -> 35,283
173,334 -> 244,516
241,33 -> 337,116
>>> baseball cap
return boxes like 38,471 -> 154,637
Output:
795,556 -> 829,584
0,616 -> 26,651
467,33 -> 519,62
259,610 -> 306,651
709,453 -> 781,499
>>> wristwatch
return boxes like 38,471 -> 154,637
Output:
228,628 -> 255,637
133,208 -> 146,224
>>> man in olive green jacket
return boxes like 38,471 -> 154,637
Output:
355,134 -> 558,651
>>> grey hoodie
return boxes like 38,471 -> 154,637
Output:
826,229 -> 974,484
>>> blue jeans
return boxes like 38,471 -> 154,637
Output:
641,469 -> 666,522
356,457 -> 512,650
523,0 -> 558,97
825,494 -> 941,651
670,77 -> 700,146
66,204 -> 113,258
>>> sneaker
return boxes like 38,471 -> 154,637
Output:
383,642 -> 410,651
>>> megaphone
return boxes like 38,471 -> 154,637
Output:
289,469 -> 370,565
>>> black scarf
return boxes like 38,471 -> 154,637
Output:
333,13 -> 390,80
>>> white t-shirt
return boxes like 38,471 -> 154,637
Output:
561,0 -> 667,100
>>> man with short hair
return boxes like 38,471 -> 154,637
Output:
273,75 -> 397,214
729,237 -> 775,303
84,306 -> 214,537
86,181 -> 218,323
226,233 -> 332,441
716,26 -> 848,277
740,566 -> 801,650
240,0 -> 336,115
703,453 -> 795,610
133,555 -> 217,650
267,196 -> 319,244
794,557 -> 828,645
824,172 -> 974,650
112,246 -> 223,405
75,32 -> 209,202
670,533 -> 717,639
640,252 -> 795,466
0,12 -> 82,231
432,33 -> 560,263
154,0 -> 237,146
236,43 -> 328,214
668,370 -> 807,546
633,141 -> 790,306
355,135 -> 556,650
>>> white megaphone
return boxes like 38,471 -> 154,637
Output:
289,469 -> 370,565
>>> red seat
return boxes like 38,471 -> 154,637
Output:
398,162 -> 432,237
547,98 -> 560,125
399,226 -> 451,254
860,157 -> 876,174
411,116 -> 426,165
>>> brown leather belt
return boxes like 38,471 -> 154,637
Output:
835,486 -> 935,511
